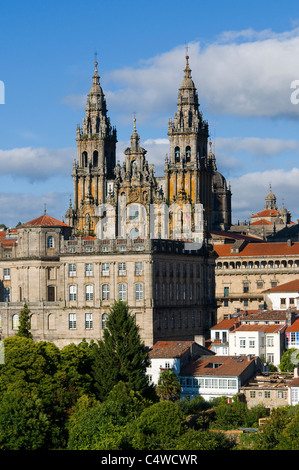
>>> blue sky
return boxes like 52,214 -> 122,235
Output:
1,0 -> 299,227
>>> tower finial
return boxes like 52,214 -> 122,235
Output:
185,44 -> 189,65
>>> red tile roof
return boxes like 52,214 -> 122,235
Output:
211,317 -> 240,330
181,355 -> 257,377
20,214 -> 70,228
148,341 -> 195,358
264,279 -> 299,293
234,324 -> 286,333
252,209 -> 279,218
286,318 -> 299,332
250,219 -> 273,226
214,241 -> 299,258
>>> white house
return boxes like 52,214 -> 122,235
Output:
210,315 -> 241,355
179,354 -> 263,401
146,340 -> 213,385
229,323 -> 286,367
288,368 -> 299,406
264,279 -> 299,310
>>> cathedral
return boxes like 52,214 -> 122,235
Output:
0,54 -> 231,348
65,54 -> 231,240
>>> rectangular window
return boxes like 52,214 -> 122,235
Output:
102,284 -> 110,300
69,264 -> 76,277
135,283 -> 143,301
240,338 -> 246,348
280,298 -> 286,307
249,338 -> 255,348
4,287 -> 10,302
119,284 -> 127,301
102,263 -> 109,276
224,286 -> 229,297
264,391 -> 271,398
135,262 -> 143,275
118,262 -> 126,276
250,391 -> 256,398
69,313 -> 76,329
3,268 -> 10,280
267,336 -> 274,347
85,263 -> 93,277
85,313 -> 93,329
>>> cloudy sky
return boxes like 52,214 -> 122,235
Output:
1,0 -> 299,227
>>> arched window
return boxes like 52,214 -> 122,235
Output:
102,313 -> 109,329
102,284 -> 110,300
48,313 -> 56,330
82,151 -> 88,167
69,285 -> 77,301
85,284 -> 93,301
175,146 -> 180,163
135,283 -> 143,301
93,150 -> 98,167
12,314 -> 19,330
47,236 -> 54,248
186,146 -> 191,162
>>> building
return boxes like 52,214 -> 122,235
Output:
210,309 -> 298,367
146,340 -> 214,385
65,55 -> 231,239
263,278 -> 299,310
228,185 -> 295,241
240,372 -> 293,410
214,240 -> 299,321
179,354 -> 262,401
0,55 -> 227,348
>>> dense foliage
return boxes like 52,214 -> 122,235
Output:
0,301 -> 299,450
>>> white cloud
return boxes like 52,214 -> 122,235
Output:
0,191 -> 69,228
230,168 -> 299,223
94,29 -> 299,123
0,147 -> 75,181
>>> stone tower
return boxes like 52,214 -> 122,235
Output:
164,53 -> 213,236
66,59 -> 117,235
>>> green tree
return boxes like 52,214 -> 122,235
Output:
279,348 -> 298,372
278,406 -> 299,450
174,429 -> 233,450
67,383 -> 149,450
131,401 -> 186,450
0,389 -> 51,450
211,395 -> 248,430
156,369 -> 181,401
17,303 -> 32,339
92,301 -> 151,400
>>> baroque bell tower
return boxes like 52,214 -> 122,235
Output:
164,53 -> 213,235
66,58 -> 117,235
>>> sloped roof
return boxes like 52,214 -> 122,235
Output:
234,324 -> 286,334
20,214 -> 70,228
148,341 -> 195,358
211,316 -> 240,330
263,279 -> 299,294
214,242 -> 299,258
252,209 -> 279,218
286,318 -> 299,332
181,355 -> 257,377
250,219 -> 273,226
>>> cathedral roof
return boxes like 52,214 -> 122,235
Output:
251,209 -> 279,218
20,213 -> 70,228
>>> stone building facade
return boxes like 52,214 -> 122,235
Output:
0,54 -> 232,347
214,239 -> 299,321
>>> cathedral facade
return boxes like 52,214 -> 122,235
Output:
65,55 -> 231,239
0,55 -> 231,348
